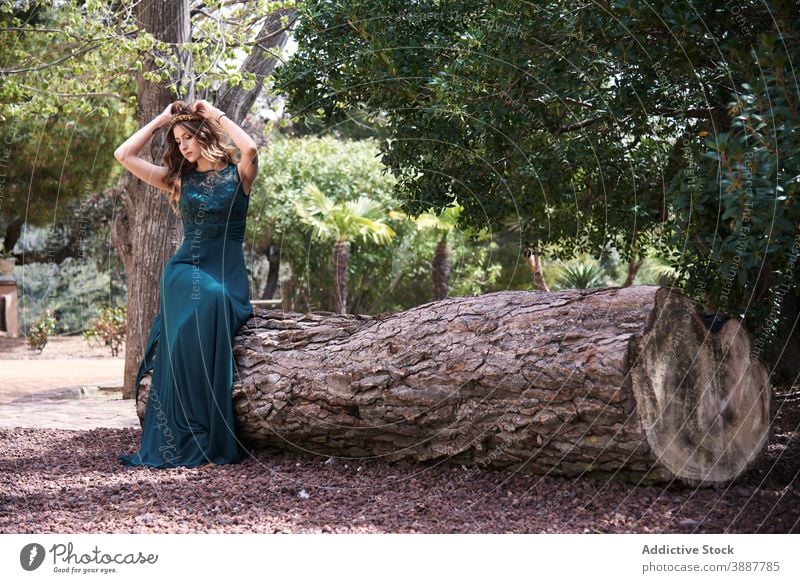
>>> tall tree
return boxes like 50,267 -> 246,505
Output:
294,183 -> 397,314
246,134 -> 405,313
414,201 -> 462,300
274,0 -> 799,376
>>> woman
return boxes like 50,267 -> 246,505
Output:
114,99 -> 258,468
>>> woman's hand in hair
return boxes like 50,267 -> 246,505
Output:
191,99 -> 222,121
156,102 -> 176,124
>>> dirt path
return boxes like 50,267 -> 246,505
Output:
0,359 -> 124,401
0,335 -> 136,430
0,335 -> 119,360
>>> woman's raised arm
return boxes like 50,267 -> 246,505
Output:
191,100 -> 259,195
113,103 -> 174,193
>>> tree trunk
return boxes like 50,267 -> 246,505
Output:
332,239 -> 350,314
432,235 -> 451,301
260,244 -> 281,299
526,245 -> 549,292
114,0 -> 191,400
280,275 -> 295,312
2,217 -> 24,255
623,255 -> 644,287
135,286 -> 773,485
215,7 -> 296,120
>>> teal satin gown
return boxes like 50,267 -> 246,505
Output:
119,161 -> 253,468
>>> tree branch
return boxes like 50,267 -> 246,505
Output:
0,43 -> 99,74
216,7 -> 297,124
555,114 -> 604,135
18,83 -> 122,100
653,106 -> 729,120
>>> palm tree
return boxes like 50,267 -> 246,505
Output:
414,201 -> 462,301
295,183 -> 397,314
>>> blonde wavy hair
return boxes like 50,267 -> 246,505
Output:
162,100 -> 239,215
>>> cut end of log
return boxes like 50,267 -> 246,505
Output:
630,288 -> 772,485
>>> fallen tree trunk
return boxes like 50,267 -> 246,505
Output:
136,286 -> 773,485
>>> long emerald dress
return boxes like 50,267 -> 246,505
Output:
119,161 -> 252,468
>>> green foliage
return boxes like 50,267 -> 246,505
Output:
8,185 -> 127,336
0,111 -> 127,229
27,308 -> 56,352
556,260 -> 607,290
248,135 -> 501,312
0,0 -> 291,230
83,304 -> 127,357
295,183 -> 397,245
0,0 -> 293,121
634,257 -> 680,287
16,256 -> 114,335
669,32 -> 800,347
275,0 -> 799,351
274,0 -> 677,244
248,134 -> 400,246
0,5 -> 130,228
414,200 -> 463,234
375,219 -> 501,310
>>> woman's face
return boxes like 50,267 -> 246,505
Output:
172,126 -> 200,162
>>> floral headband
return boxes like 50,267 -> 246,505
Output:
170,113 -> 203,124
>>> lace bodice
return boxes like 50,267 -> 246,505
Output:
180,162 -> 249,242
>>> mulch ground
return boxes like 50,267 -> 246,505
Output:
1,390 -> 797,534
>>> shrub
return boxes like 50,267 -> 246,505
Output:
27,309 -> 56,353
16,257 -> 119,335
83,304 -> 127,357
557,260 -> 607,289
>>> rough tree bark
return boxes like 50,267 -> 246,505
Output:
136,286 -> 773,485
332,240 -> 350,314
432,236 -> 451,301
